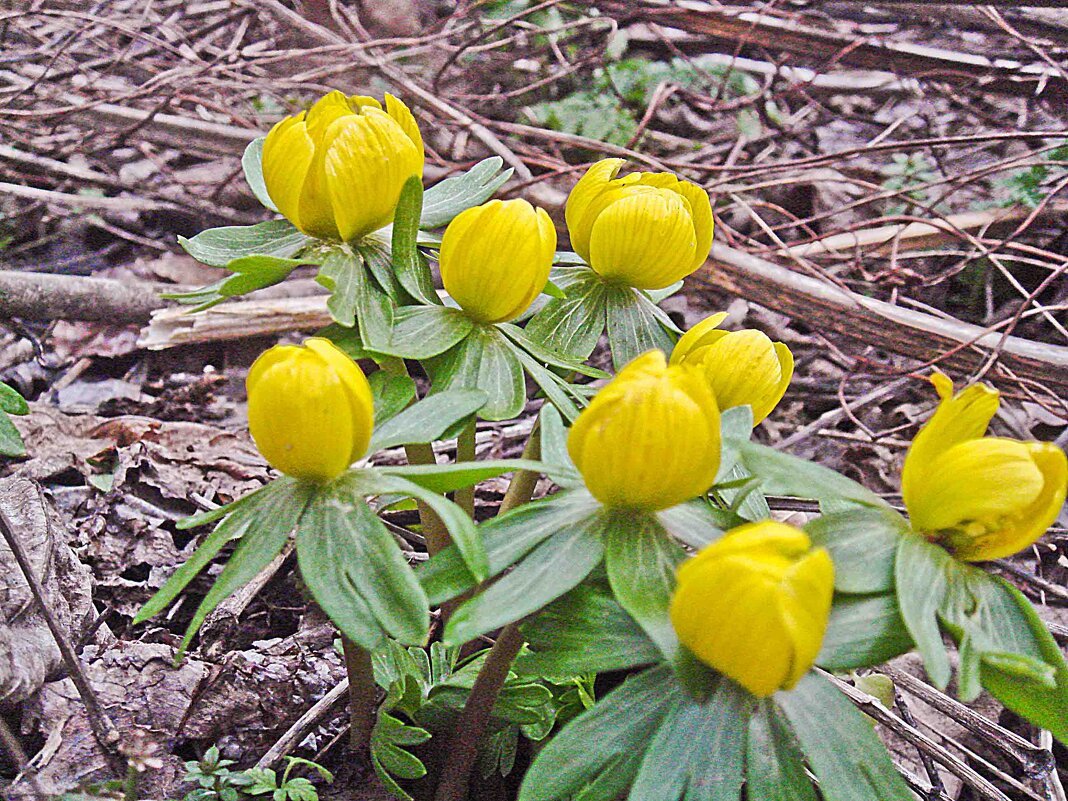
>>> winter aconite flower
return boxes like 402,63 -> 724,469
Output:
902,372 -> 1067,562
247,337 -> 374,483
670,312 -> 794,424
565,159 -> 713,290
670,520 -> 834,697
262,91 -> 423,242
568,350 -> 720,510
439,199 -> 557,323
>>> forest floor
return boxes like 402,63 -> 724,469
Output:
1,1 -> 1067,799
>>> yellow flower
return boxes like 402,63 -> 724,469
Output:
564,159 -> 713,290
247,337 -> 374,483
670,520 -> 834,697
439,199 -> 557,323
262,91 -> 423,242
902,372 -> 1067,561
670,312 -> 794,424
567,350 -> 720,510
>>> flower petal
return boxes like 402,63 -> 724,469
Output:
587,189 -> 698,289
262,116 -> 314,231
902,374 -> 999,512
565,158 -> 625,262
669,312 -> 729,366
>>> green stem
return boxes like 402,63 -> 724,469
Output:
403,442 -> 452,557
342,636 -> 377,754
433,424 -> 543,801
498,423 -> 541,515
433,622 -> 525,801
454,419 -> 477,519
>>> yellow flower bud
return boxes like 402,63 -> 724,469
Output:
564,159 -> 713,290
670,312 -> 794,424
247,337 -> 374,483
902,372 -> 1067,561
670,521 -> 834,697
567,351 -> 720,510
439,199 -> 557,324
262,91 -> 424,242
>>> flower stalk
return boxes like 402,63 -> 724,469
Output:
342,636 -> 377,754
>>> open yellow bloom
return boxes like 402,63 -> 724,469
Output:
262,91 -> 423,242
439,199 -> 557,324
902,372 -> 1067,561
670,312 -> 794,424
670,521 -> 834,697
247,337 -> 374,483
564,159 -> 713,290
568,350 -> 720,510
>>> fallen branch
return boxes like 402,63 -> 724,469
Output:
609,0 -> 1067,98
0,271 -> 168,324
701,242 -> 1068,397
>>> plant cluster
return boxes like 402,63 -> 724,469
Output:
138,90 -> 1068,801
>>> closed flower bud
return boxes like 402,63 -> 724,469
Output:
902,372 -> 1067,562
439,199 -> 557,323
568,351 -> 720,510
564,159 -> 713,290
670,521 -> 834,697
262,91 -> 423,242
670,312 -> 794,424
247,338 -> 374,483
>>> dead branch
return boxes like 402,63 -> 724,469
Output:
701,242 -> 1068,397
0,272 -> 167,324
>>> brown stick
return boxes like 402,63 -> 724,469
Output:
700,242 -> 1068,397
342,637 -> 377,755
0,271 -> 167,324
0,504 -> 123,773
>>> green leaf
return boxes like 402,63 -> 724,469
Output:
894,533 -> 952,688
538,404 -> 581,486
241,136 -> 278,212
656,499 -> 736,549
317,249 -> 395,348
369,369 -> 417,425
629,677 -> 751,801
357,236 -> 402,300
714,463 -> 771,522
371,710 -> 431,800
164,255 -> 309,310
418,490 -> 601,605
525,274 -> 608,360
420,157 -> 513,229
508,344 -> 583,424
297,490 -> 428,650
0,383 -> 29,415
497,323 -> 609,378
369,389 -> 487,452
776,673 -> 914,801
134,480 -> 283,624
179,479 -> 314,654
378,459 -> 545,494
739,442 -> 889,509
746,699 -> 818,801
605,285 -> 675,370
806,507 -> 908,595
517,666 -> 679,801
443,512 -> 606,645
374,305 -> 474,359
817,593 -> 913,672
178,219 -> 308,267
949,572 -> 1068,742
0,413 -> 25,458
425,326 -> 526,421
518,581 -> 661,676
717,405 -> 754,481
603,511 -> 683,658
390,175 -> 438,304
